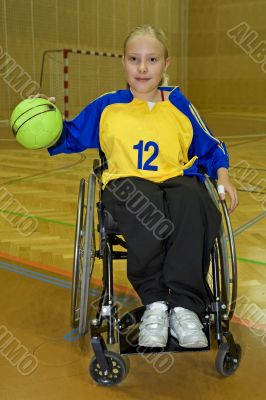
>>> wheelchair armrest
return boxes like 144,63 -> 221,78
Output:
93,152 -> 109,181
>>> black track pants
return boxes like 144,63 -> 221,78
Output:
102,175 -> 221,314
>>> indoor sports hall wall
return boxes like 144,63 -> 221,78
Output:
0,0 -> 265,121
0,0 -> 187,121
188,0 -> 266,114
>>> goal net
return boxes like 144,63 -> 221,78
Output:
40,49 -> 125,119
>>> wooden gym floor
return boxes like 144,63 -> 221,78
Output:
0,114 -> 265,399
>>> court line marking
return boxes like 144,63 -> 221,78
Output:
1,153 -> 87,186
1,259 -> 265,334
64,328 -> 82,341
0,170 -> 265,296
232,316 -> 266,333
234,211 -> 266,237
221,133 -> 266,139
0,256 -> 265,332
237,189 -> 266,195
0,212 -> 265,276
0,261 -> 136,303
0,262 -> 108,296
0,208 -> 75,227
0,262 -> 71,289
0,261 -> 72,286
236,257 -> 266,266
1,199 -> 265,234
0,250 -> 72,277
227,136 -> 265,148
231,166 -> 266,172
0,250 -> 137,296
205,113 -> 266,121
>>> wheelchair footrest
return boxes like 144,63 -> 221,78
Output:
118,309 -> 211,355
118,326 -> 210,355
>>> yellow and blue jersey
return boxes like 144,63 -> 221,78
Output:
48,87 -> 229,186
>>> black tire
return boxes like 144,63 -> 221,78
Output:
89,351 -> 129,386
70,178 -> 85,329
204,177 -> 237,319
70,174 -> 96,335
219,199 -> 237,319
79,173 -> 96,335
215,342 -> 242,377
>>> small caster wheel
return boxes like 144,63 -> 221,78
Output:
215,342 -> 242,377
89,351 -> 129,386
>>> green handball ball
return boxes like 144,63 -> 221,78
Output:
10,98 -> 63,149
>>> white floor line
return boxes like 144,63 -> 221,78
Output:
220,133 -> 266,139
205,114 -> 266,121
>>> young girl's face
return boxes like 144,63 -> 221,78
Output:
123,34 -> 170,98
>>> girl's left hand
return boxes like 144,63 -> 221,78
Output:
217,168 -> 239,213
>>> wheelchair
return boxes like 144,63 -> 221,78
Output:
70,154 -> 241,386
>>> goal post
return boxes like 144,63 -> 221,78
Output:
40,49 -> 124,120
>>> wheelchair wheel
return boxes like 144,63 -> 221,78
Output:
204,177 -> 237,319
215,342 -> 242,376
70,174 -> 96,335
71,178 -> 85,329
89,351 -> 129,386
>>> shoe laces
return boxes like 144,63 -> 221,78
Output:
147,301 -> 168,311
171,307 -> 203,330
140,305 -> 169,330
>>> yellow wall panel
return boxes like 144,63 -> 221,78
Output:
3,0 -> 264,118
0,0 -> 185,120
187,0 -> 266,114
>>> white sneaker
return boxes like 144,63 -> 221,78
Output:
138,302 -> 169,347
170,307 -> 208,348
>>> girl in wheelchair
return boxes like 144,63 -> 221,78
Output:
37,24 -> 238,349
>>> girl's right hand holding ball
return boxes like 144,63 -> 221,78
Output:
28,93 -> 56,103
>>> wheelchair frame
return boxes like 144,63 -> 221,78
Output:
71,157 -> 241,386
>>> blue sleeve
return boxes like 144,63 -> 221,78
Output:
48,97 -> 103,155
176,92 -> 229,179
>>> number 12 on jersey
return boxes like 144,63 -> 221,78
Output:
133,140 -> 159,171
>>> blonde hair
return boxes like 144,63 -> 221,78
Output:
123,24 -> 170,86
